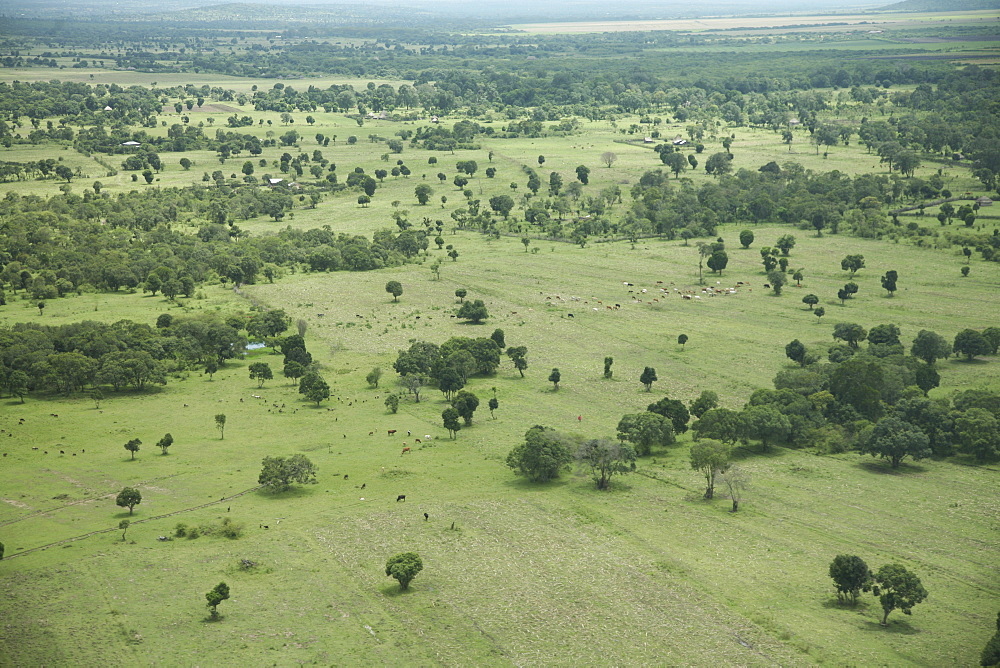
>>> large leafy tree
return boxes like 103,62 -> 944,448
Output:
457,299 -> 489,323
860,416 -> 931,468
206,582 -> 230,619
258,454 -> 318,491
116,487 -> 142,514
691,408 -> 742,444
506,425 -> 573,482
248,362 -> 273,387
299,372 -> 330,405
872,563 -> 927,626
954,329 -> 991,361
616,412 -> 675,456
829,555 -> 873,605
451,390 -> 479,426
639,366 -> 658,391
385,552 -> 423,590
910,329 -> 951,364
385,280 -> 403,302
506,346 -> 528,377
646,397 -> 690,434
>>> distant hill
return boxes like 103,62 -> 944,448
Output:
878,0 -> 1000,11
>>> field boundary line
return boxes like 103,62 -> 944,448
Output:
2,485 -> 263,561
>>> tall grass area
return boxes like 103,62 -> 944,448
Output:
1,220 -> 998,665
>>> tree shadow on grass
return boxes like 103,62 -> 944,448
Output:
255,485 -> 315,500
821,598 -> 873,612
730,445 -> 789,462
379,583 -> 415,598
855,460 -> 928,475
863,618 -> 921,635
501,477 -> 571,493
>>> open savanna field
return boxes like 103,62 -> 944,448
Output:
1,216 -> 999,665
2,14 -> 1000,660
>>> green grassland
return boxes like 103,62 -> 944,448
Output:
1,219 -> 998,665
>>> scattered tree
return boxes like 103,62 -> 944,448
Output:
507,346 -> 528,377
157,433 -> 173,455
206,582 -> 230,619
829,554 -> 873,605
506,425 -> 574,482
299,372 -> 330,405
385,393 -> 400,414
366,367 -> 383,388
719,466 -> 749,512
248,362 -> 273,388
767,270 -> 786,295
385,552 -> 423,590
119,519 -> 130,542
872,563 -> 927,626
116,487 -> 142,515
981,611 -> 1000,667
442,407 -> 461,439
640,366 -> 658,391
457,299 -> 488,324
385,280 -> 403,302
841,254 -> 866,276
454,288 -> 467,303
603,356 -> 614,379
802,294 -> 819,310
215,413 -> 227,439
616,412 -> 675,456
548,368 -> 561,390
689,439 -> 730,499
739,229 -> 754,249
123,438 -> 141,460
600,151 -> 617,168
258,454 -> 318,491
881,270 -> 898,297
577,438 -> 636,490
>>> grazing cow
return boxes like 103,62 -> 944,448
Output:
763,284 -> 771,289
414,438 -> 421,443
360,483 -> 366,490
369,431 -> 374,436
396,495 -> 406,502
387,429 -> 397,436
567,313 -> 574,318
344,474 -> 349,480
59,450 -> 64,455
401,447 -> 411,456
424,512 -> 429,521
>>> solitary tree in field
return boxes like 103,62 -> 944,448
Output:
206,582 -> 230,620
215,414 -> 226,439
640,366 -> 658,392
548,368 -> 561,390
116,487 -> 142,515
454,288 -> 467,303
123,438 -> 141,460
248,362 -> 273,388
802,294 -> 819,310
157,433 -> 173,455
258,454 -> 318,491
739,229 -> 754,249
385,393 -> 399,414
814,307 -> 826,321
873,563 -> 927,626
603,356 -> 614,379
457,299 -> 488,324
881,270 -> 898,297
385,280 -> 403,302
507,346 -> 528,377
841,254 -> 865,276
601,151 -> 617,168
767,270 -> 786,295
119,519 -> 130,541
366,367 -> 382,388
829,554 -> 873,605
386,552 -> 423,590
488,396 -> 499,419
